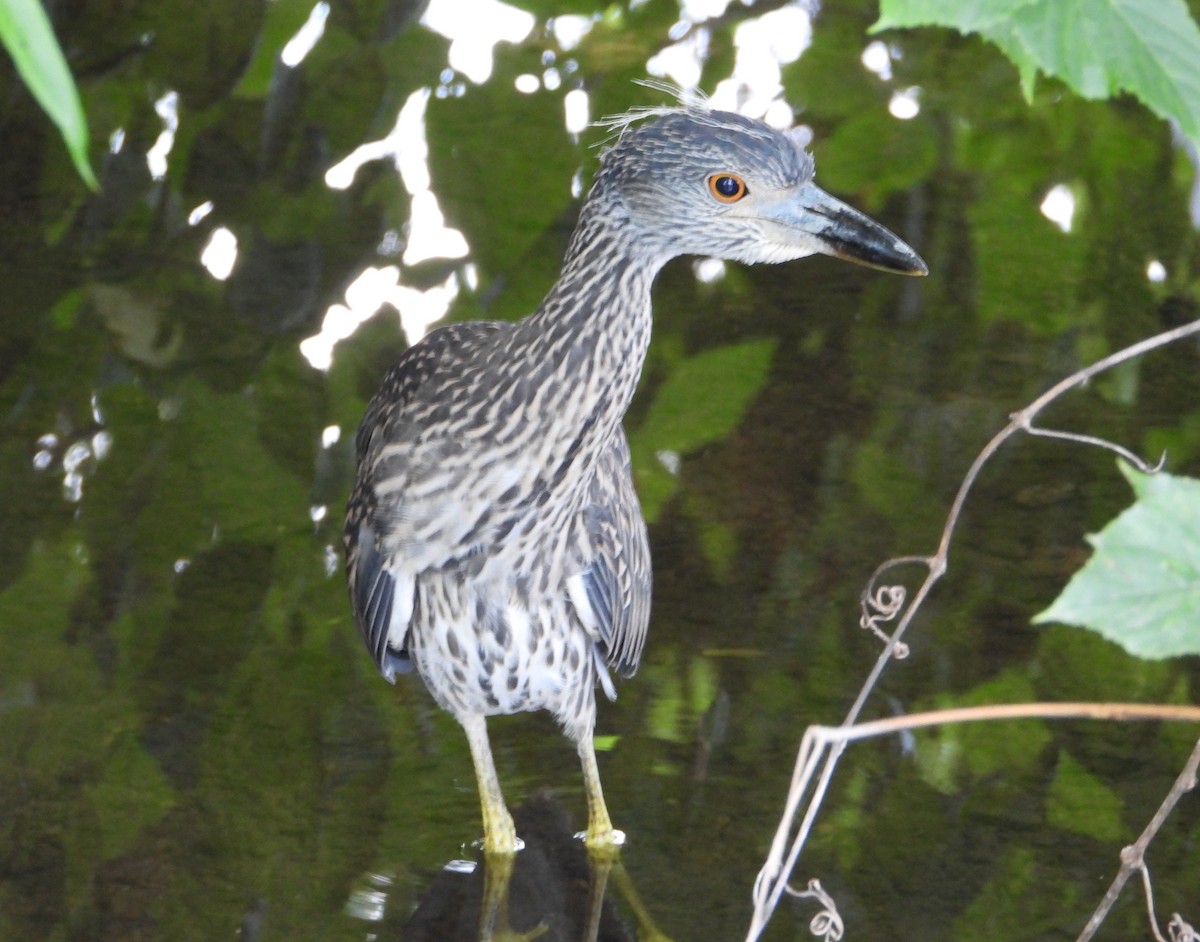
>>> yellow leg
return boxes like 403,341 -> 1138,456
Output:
578,730 -> 623,852
478,853 -> 548,942
462,713 -> 519,855
582,846 -> 615,941
609,858 -> 675,941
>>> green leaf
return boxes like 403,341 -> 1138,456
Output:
814,109 -> 939,207
232,0 -> 317,98
630,338 -> 776,522
0,0 -> 97,188
1046,750 -> 1124,842
86,733 -> 177,860
915,671 -> 1051,794
874,0 -> 1200,150
975,18 -> 1045,100
874,0 -> 1041,33
952,846 -> 1074,941
643,651 -> 719,746
1035,465 -> 1200,659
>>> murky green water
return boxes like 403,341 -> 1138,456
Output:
2,1 -> 1198,940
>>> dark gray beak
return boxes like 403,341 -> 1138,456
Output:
780,183 -> 928,276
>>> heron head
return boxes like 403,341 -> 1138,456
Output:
596,106 -> 926,276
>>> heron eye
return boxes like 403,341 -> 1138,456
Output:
708,173 -> 747,203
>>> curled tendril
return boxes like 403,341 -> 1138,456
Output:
859,584 -> 909,658
1169,914 -> 1198,942
810,909 -> 845,942
785,880 -> 844,942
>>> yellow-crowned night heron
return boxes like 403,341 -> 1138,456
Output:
344,102 -> 926,855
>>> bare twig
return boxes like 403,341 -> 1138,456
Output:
1022,425 -> 1167,472
817,703 -> 1200,742
1075,736 -> 1200,942
747,318 -> 1200,942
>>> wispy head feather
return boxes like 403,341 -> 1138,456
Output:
593,80 -> 715,146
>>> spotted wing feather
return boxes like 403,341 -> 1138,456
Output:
575,432 -> 652,680
343,321 -> 507,681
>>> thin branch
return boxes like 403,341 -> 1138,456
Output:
747,318 -> 1200,942
814,703 -> 1200,745
850,316 -> 1200,733
750,704 -> 1200,940
1075,736 -> 1200,942
1022,425 -> 1166,473
863,316 -> 1200,632
1142,864 -> 1168,942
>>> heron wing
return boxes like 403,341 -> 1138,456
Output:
344,321 -> 507,681
572,431 -> 652,679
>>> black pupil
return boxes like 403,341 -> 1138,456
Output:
714,175 -> 740,197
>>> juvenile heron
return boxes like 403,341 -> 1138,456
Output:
344,101 -> 926,855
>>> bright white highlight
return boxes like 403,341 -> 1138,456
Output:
551,14 -> 593,51
200,227 -> 238,280
647,28 -> 709,91
282,2 -> 330,67
861,40 -> 893,80
188,201 -> 214,226
387,100 -> 437,227
709,3 -> 813,120
564,88 -> 590,135
1040,184 -> 1076,233
405,191 -> 470,265
325,91 -> 420,190
322,425 -> 342,448
298,266 -> 460,371
694,257 -> 726,284
325,89 -> 469,266
762,99 -> 795,130
680,0 -> 731,17
146,91 -> 179,180
324,88 -> 468,270
92,430 -> 112,461
888,87 -> 921,120
62,443 -> 88,501
1146,259 -> 1167,283
312,86 -> 471,372
421,0 -> 535,84
33,433 -> 59,473
345,885 -> 389,922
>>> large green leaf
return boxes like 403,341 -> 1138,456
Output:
630,338 -> 776,522
875,0 -> 1040,33
874,0 -> 1200,150
0,0 -> 97,188
1035,465 -> 1200,659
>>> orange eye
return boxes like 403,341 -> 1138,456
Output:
708,173 -> 747,203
